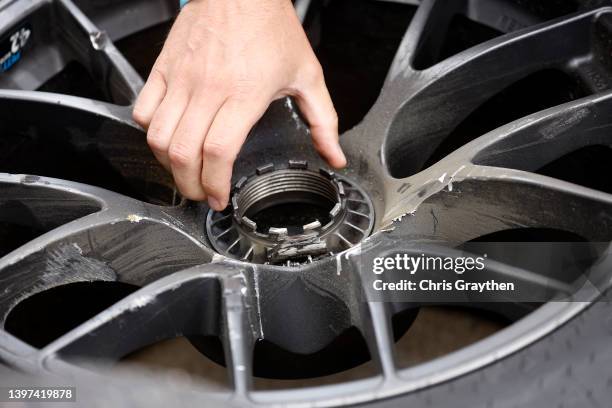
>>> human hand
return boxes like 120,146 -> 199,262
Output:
132,0 -> 346,210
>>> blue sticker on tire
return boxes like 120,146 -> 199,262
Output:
0,24 -> 32,73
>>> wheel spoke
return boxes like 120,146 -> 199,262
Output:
0,90 -> 178,206
375,165 -> 612,318
367,6 -> 612,177
359,236 -> 583,305
387,0 -> 543,75
387,163 -> 612,240
360,300 -> 398,380
471,92 -> 612,171
384,87 -> 612,219
0,88 -> 133,122
0,0 -> 143,103
38,266 -> 223,365
219,271 -> 258,399
0,329 -> 40,372
0,175 -> 212,323
72,0 -> 177,42
371,160 -> 612,303
294,0 -> 312,23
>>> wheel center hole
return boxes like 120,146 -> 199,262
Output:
246,192 -> 335,235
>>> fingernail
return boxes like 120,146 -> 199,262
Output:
208,197 -> 223,211
334,144 -> 347,168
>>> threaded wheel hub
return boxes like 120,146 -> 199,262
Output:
206,161 -> 375,265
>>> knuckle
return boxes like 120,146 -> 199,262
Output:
201,180 -> 228,202
149,66 -> 166,83
169,64 -> 197,91
170,72 -> 191,92
200,173 -> 221,195
229,78 -> 257,100
147,128 -> 169,152
200,180 -> 218,196
202,140 -> 231,161
203,76 -> 228,96
168,142 -> 197,166
132,107 -> 149,127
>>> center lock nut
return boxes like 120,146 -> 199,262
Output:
206,160 -> 375,265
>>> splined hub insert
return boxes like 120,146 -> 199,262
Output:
206,161 -> 375,265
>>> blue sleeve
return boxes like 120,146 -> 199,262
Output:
179,0 -> 188,8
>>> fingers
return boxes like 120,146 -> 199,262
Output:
132,11 -> 189,129
134,5 -> 343,209
293,65 -> 346,169
202,97 -> 269,210
167,93 -> 223,201
133,67 -> 167,129
145,86 -> 190,170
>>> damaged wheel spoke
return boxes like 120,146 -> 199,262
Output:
37,266 -> 224,366
220,273 -> 258,399
383,88 -> 612,223
0,175 -> 212,323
